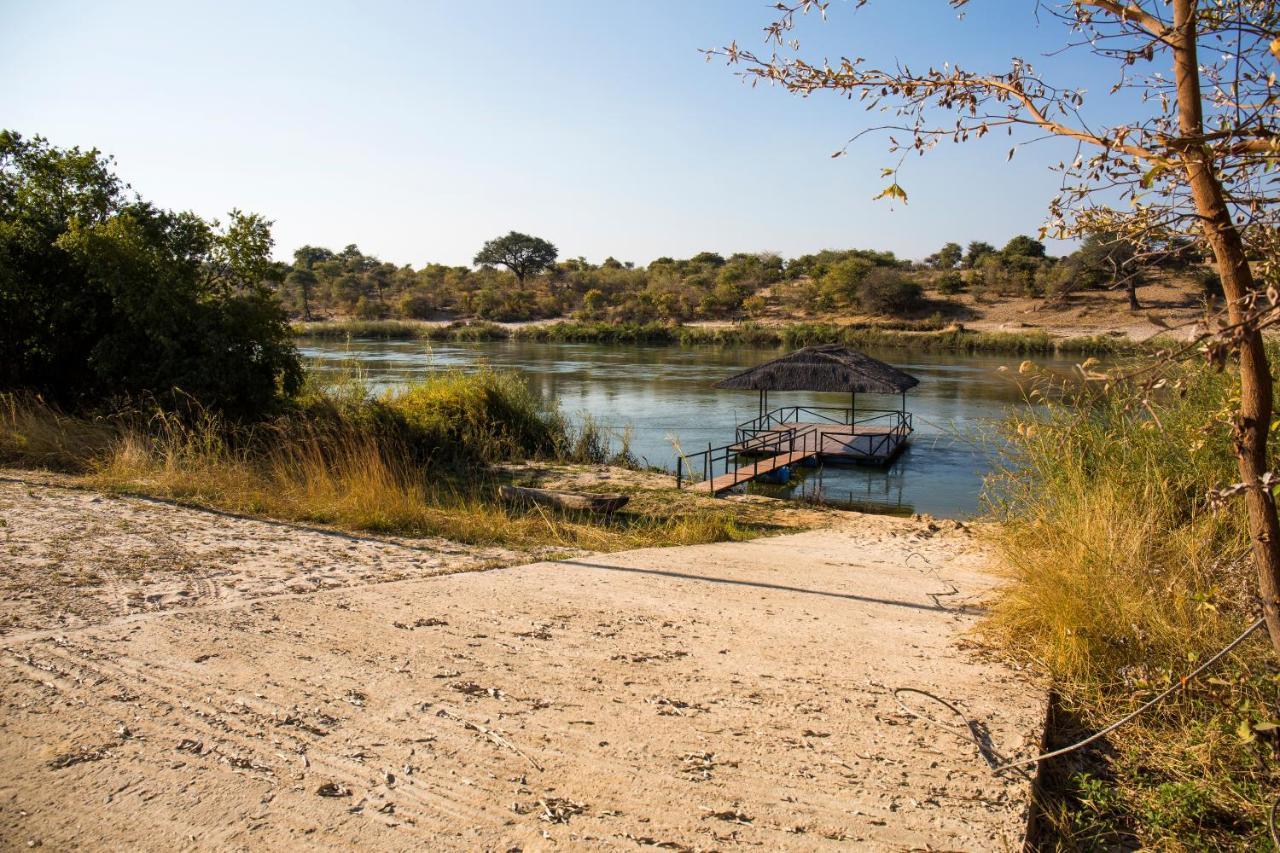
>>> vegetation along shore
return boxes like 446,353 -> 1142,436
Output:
293,317 -> 1155,355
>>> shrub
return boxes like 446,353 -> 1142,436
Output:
1196,268 -> 1224,300
379,370 -> 564,466
353,296 -> 385,319
855,269 -> 924,315
819,257 -> 873,307
936,271 -> 966,295
398,291 -> 437,319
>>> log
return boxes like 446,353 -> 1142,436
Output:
497,485 -> 629,515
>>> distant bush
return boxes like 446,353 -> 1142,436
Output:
398,292 -> 437,320
855,269 -> 924,315
1195,268 -> 1224,300
353,296 -> 386,320
936,271 -> 966,295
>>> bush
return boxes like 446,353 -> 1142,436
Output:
818,257 -> 873,308
936,271 -> 966,295
398,291 -> 437,319
855,269 -> 924,315
1196,267 -> 1224,300
353,296 -> 386,319
378,369 -> 564,466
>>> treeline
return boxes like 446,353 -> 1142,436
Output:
277,232 -> 1212,324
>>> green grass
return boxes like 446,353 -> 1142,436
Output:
294,318 -> 1148,355
986,357 -> 1279,849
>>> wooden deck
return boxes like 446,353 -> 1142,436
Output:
701,422 -> 910,494
731,423 -> 908,462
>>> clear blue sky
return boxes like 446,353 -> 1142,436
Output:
2,1 -> 1123,266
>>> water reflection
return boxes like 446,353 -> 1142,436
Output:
298,339 -> 1077,519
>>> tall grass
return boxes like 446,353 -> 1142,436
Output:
0,372 -> 748,552
986,359 -> 1277,848
292,319 -> 509,341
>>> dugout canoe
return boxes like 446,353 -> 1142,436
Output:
497,484 -> 630,514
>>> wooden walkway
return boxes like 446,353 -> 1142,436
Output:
705,447 -> 817,494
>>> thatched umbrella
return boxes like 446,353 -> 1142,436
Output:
714,344 -> 919,417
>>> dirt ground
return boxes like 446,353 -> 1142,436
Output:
729,275 -> 1215,342
947,277 -> 1210,341
0,476 -> 1044,851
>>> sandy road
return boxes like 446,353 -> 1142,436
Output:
0,479 -> 1043,851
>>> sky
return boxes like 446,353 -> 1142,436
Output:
1,1 -> 1133,267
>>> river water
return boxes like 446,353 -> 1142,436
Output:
298,339 -> 1072,519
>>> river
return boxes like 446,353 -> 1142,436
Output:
298,339 -> 1072,519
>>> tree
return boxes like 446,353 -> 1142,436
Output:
1077,232 -> 1144,309
925,241 -> 963,270
286,268 -> 318,319
293,245 -> 333,271
964,241 -> 997,268
0,131 -> 300,416
1001,235 -> 1046,260
473,231 -> 558,285
713,2 -> 1280,652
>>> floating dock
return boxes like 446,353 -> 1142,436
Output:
682,408 -> 913,496
677,345 -> 920,498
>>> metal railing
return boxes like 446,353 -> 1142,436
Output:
736,407 -> 912,446
676,424 -> 821,494
735,409 -> 913,464
736,405 -> 851,436
812,413 -> 913,462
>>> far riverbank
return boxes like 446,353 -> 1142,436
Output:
293,318 -> 1169,355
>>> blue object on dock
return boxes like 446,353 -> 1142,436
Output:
758,465 -> 791,484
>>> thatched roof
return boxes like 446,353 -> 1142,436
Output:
714,345 -> 919,394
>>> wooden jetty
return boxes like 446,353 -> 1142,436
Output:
678,345 -> 919,496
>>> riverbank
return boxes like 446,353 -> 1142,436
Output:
294,318 -> 1159,355
0,475 -> 1044,850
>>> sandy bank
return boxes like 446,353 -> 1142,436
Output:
0,478 -> 1044,850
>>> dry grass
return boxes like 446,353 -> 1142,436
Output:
0,379 -> 762,553
986,359 -> 1278,849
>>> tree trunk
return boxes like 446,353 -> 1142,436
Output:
1173,0 -> 1280,653
1126,280 -> 1140,311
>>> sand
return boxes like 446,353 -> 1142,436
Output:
0,476 -> 1044,851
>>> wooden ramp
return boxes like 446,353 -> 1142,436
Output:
706,447 -> 815,494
